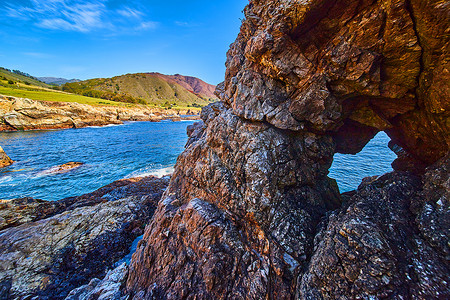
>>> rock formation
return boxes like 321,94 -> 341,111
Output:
0,146 -> 13,168
0,95 -> 199,131
126,0 -> 449,299
47,162 -> 84,174
0,176 -> 169,299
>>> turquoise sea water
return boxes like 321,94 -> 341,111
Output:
0,121 -> 396,200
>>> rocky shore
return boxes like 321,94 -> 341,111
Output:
0,95 -> 199,131
0,175 -> 169,299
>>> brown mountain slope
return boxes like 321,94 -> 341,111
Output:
150,73 -> 217,99
63,73 -> 217,107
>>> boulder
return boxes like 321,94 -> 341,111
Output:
0,146 -> 13,168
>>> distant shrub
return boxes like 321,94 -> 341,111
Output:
8,80 -> 14,85
24,81 -> 31,85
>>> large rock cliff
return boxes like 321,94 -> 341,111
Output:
125,0 -> 449,298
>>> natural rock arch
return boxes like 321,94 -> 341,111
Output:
126,0 -> 449,299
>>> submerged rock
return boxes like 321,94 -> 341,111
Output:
0,176 -> 169,300
52,162 -> 84,173
0,146 -> 13,168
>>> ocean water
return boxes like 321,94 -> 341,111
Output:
0,122 -> 396,200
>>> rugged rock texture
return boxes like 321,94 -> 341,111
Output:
0,95 -> 199,131
0,197 -> 76,231
0,176 -> 169,299
0,146 -> 13,168
126,0 -> 449,299
299,157 -> 449,298
219,0 -> 449,165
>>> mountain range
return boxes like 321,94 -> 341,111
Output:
38,77 -> 81,86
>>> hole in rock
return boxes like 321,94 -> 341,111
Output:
329,132 -> 397,193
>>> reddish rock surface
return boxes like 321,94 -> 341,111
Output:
125,0 -> 449,299
0,146 -> 13,168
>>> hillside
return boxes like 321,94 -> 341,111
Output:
0,69 -> 131,107
63,72 -> 217,108
38,77 -> 81,86
0,67 -> 52,88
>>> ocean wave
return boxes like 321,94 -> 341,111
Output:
87,124 -> 124,129
125,166 -> 174,179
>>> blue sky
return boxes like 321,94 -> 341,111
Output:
0,0 -> 247,84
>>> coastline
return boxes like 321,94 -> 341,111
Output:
0,94 -> 200,132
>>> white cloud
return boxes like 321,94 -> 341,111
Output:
137,21 -> 158,30
117,7 -> 143,19
22,52 -> 53,58
3,0 -> 157,34
174,21 -> 200,28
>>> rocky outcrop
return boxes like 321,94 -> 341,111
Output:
125,0 -> 449,299
0,176 -> 169,299
0,146 -> 13,168
0,95 -> 199,131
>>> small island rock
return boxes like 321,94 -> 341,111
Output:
0,146 -> 13,168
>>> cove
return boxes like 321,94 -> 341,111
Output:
0,122 -> 395,201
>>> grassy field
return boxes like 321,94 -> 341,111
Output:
0,84 -> 131,107
0,83 -> 202,112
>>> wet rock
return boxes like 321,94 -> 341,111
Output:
52,162 -> 84,173
0,176 -> 169,299
0,146 -> 13,168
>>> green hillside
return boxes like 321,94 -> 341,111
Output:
0,67 -> 53,88
63,73 -> 216,108
0,73 -> 129,107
